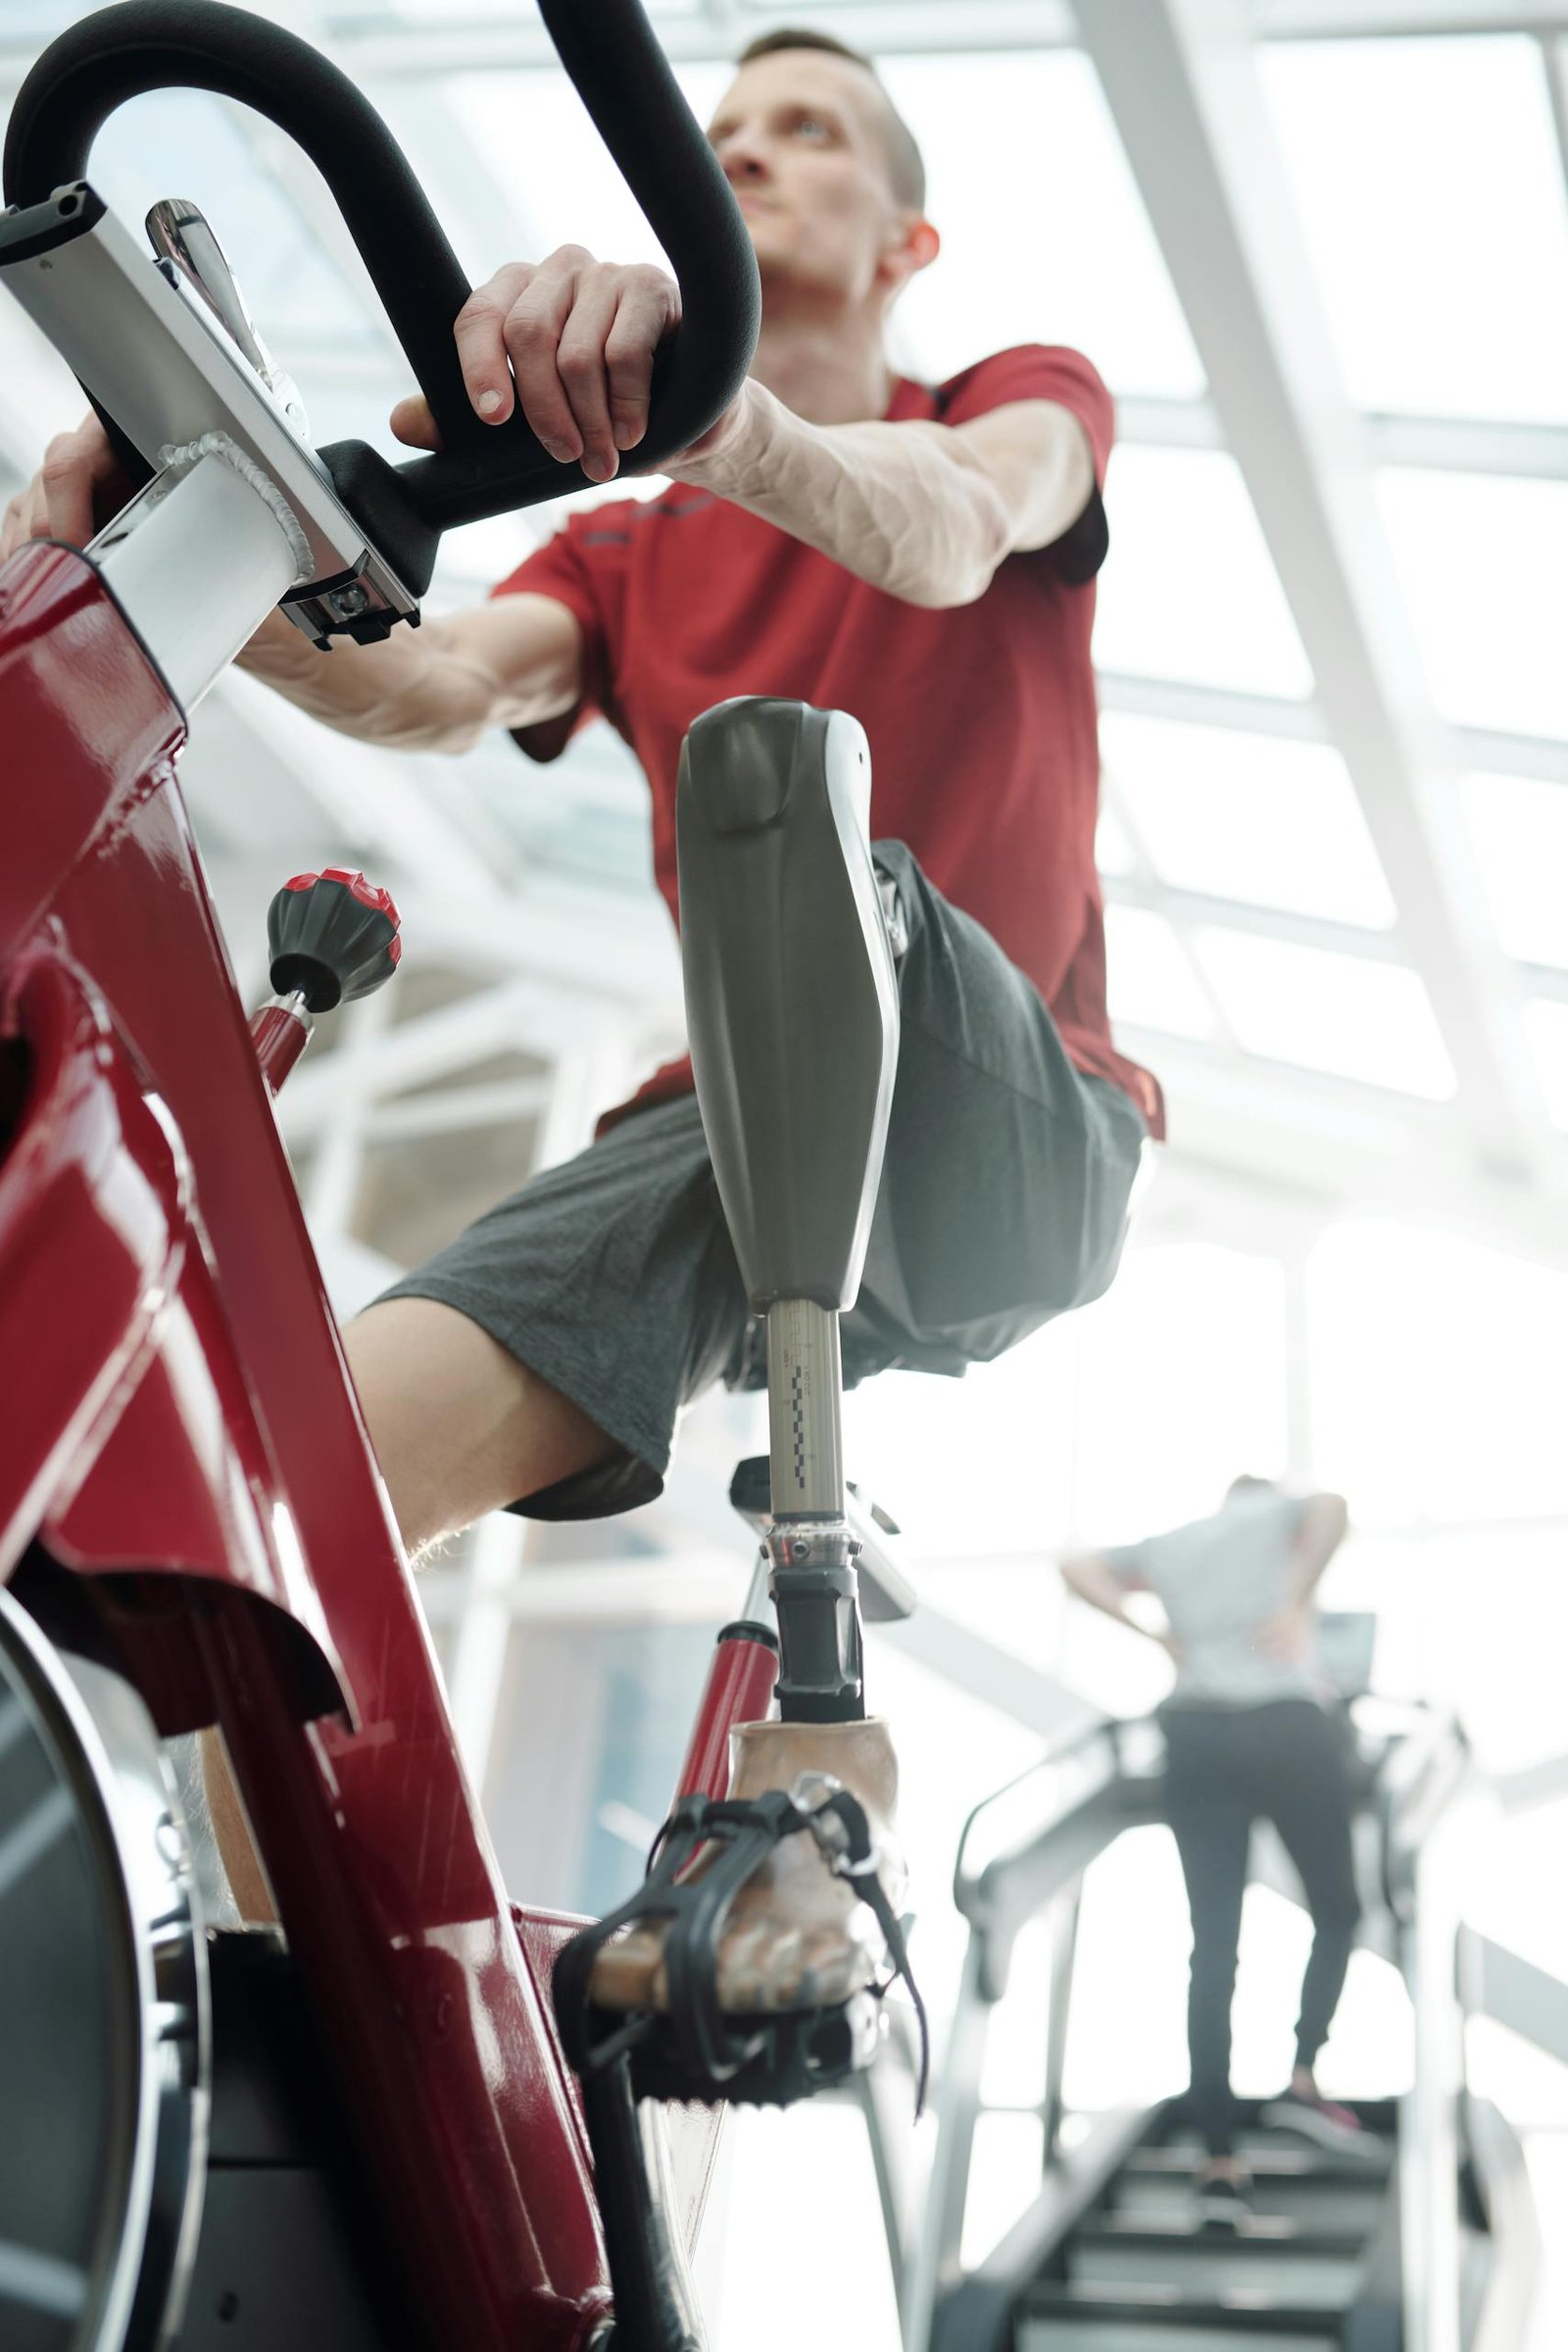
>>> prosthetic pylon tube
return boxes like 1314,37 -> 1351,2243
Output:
764,1297 -> 864,1721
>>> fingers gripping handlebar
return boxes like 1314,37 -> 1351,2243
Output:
3,0 -> 760,558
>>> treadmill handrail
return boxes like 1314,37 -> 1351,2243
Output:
3,0 -> 760,532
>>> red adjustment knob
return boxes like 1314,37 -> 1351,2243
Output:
268,869 -> 402,1013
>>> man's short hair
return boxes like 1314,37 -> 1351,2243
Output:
736,27 -> 926,213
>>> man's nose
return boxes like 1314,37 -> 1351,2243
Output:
717,129 -> 771,183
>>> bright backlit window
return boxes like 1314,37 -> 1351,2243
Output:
445,65 -> 733,270
89,90 -> 377,349
1461,773 -> 1568,970
1192,931 -> 1455,1097
1096,449 -> 1314,701
1523,999 -> 1568,1127
1378,469 -> 1568,742
1262,37 -> 1568,423
879,51 -> 1204,397
1309,1219 -> 1568,1523
1095,798 -> 1137,878
1103,905 -> 1215,1041
1100,713 -> 1395,926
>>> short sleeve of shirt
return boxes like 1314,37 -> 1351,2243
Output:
1102,1541 -> 1149,1589
489,499 -> 638,764
936,343 -> 1115,585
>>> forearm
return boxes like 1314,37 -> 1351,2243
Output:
235,609 -> 528,755
1286,1494 -> 1350,1604
676,380 -> 1012,610
1060,1555 -> 1166,1643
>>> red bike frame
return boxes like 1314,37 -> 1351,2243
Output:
0,538 -> 775,2346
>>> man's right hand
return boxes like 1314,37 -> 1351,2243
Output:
0,413 -> 138,565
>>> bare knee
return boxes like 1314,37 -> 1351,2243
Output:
344,1296 -> 615,1555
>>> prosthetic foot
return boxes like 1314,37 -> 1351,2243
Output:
590,1716 -> 906,2016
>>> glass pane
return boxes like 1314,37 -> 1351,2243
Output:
1262,37 -> 1568,423
1461,772 -> 1568,969
87,91 -> 378,349
446,65 -> 737,273
445,48 -> 1200,399
1310,1218 -> 1568,1524
1096,798 -> 1137,878
1378,468 -> 1568,742
1100,712 -> 1396,926
1523,998 -> 1568,1127
1095,448 -> 1314,701
1103,905 -> 1215,1040
1071,1243 -> 1290,1543
1193,930 -> 1455,1096
878,52 -> 1203,398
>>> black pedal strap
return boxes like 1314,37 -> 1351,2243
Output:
804,1785 -> 930,2116
553,1781 -> 928,2112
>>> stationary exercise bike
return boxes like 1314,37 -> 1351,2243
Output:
0,4 -> 915,2346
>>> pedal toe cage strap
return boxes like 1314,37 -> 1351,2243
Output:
552,1784 -> 928,2111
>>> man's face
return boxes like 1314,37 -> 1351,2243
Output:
706,51 -> 914,309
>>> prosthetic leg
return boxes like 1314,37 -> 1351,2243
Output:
554,701 -> 922,2335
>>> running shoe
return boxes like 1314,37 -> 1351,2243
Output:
1260,2085 -> 1382,2157
1196,2169 -> 1252,2230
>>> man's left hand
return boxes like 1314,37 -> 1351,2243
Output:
391,250 -> 746,485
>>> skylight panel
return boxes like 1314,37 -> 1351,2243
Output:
878,52 -> 1204,399
1460,772 -> 1568,970
1192,931 -> 1455,1097
1103,906 -> 1215,1040
1261,38 -> 1568,424
1094,448 -> 1313,701
383,0 -> 697,14
1096,800 -> 1137,878
1100,712 -> 1395,926
1379,469 -> 1568,741
87,91 -> 377,349
448,48 -> 1201,401
447,66 -> 735,274
1523,999 -> 1568,1127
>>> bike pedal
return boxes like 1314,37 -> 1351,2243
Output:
621,1987 -> 883,2109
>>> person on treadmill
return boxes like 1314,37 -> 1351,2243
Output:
1062,1477 -> 1371,2225
3,30 -> 1159,2020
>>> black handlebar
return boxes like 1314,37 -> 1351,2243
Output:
3,0 -> 760,559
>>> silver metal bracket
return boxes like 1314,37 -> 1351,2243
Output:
0,183 -> 418,650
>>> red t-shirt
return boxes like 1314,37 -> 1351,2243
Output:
493,343 -> 1163,1138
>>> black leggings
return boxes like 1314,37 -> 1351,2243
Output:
1163,1699 -> 1362,2157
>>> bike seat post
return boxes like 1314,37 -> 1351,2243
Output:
676,696 -> 899,1728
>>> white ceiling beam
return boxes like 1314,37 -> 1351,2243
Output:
1109,871 -> 1568,1006
276,972 -> 632,1138
211,667 -> 522,906
328,3 -> 1077,81
1101,672 -> 1568,792
1102,871 -> 1403,964
1098,669 -> 1328,741
1100,776 -> 1242,1047
1257,1 -> 1568,33
1118,395 -> 1568,479
1078,0 -> 1548,1179
1126,1027 -> 1568,1263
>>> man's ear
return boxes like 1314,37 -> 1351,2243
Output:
882,214 -> 941,298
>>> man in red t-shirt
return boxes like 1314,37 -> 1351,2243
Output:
6,30 -> 1158,2008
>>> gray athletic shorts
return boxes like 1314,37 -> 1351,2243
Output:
375,842 -> 1149,1519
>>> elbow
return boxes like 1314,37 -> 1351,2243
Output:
899,544 -> 1004,610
